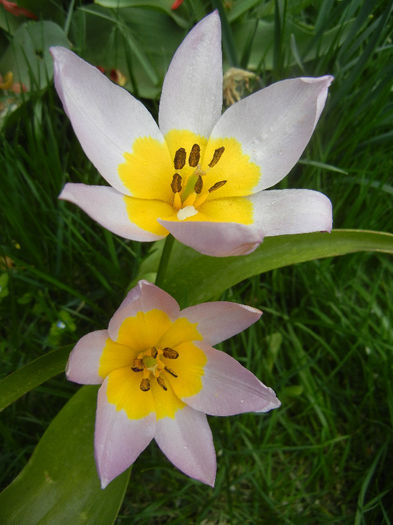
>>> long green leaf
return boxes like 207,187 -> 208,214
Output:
0,386 -> 129,525
138,229 -> 393,306
0,347 -> 70,412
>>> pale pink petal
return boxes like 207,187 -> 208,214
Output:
155,405 -> 216,486
250,189 -> 332,236
181,342 -> 280,416
59,183 -> 164,241
210,76 -> 333,192
158,219 -> 264,257
180,302 -> 261,345
66,330 -> 108,385
158,11 -> 222,138
51,47 -> 163,196
108,280 -> 180,341
95,378 -> 156,489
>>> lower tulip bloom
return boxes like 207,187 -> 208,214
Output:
51,11 -> 333,257
66,280 -> 280,488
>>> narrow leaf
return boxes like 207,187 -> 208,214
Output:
0,347 -> 70,412
0,386 -> 129,525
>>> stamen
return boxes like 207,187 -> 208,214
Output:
140,378 -> 150,391
131,358 -> 143,372
171,173 -> 182,193
151,346 -> 158,359
165,366 -> 178,378
188,144 -> 200,167
157,375 -> 167,391
194,175 -> 203,194
163,347 -> 179,359
208,180 -> 227,192
208,146 -> 225,167
174,148 -> 186,169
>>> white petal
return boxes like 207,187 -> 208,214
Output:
66,330 -> 108,385
159,218 -> 264,257
51,47 -> 163,196
59,183 -> 164,241
182,343 -> 280,416
108,280 -> 180,342
95,378 -> 156,488
155,406 -> 216,486
250,189 -> 332,236
210,76 -> 333,191
180,302 -> 261,345
158,11 -> 222,138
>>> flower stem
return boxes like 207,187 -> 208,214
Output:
155,234 -> 175,288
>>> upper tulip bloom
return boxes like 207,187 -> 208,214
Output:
66,280 -> 280,488
51,11 -> 332,257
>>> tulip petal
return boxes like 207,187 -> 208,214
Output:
181,343 -> 280,416
180,302 -> 261,345
51,46 -> 163,196
66,330 -> 108,385
158,11 -> 222,138
95,378 -> 156,488
155,405 -> 216,486
210,76 -> 333,192
250,189 -> 332,236
108,280 -> 180,342
159,218 -> 264,257
59,183 -> 164,241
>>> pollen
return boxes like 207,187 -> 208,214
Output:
188,144 -> 200,167
174,148 -> 186,169
208,146 -> 225,167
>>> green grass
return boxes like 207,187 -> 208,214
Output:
1,0 -> 393,523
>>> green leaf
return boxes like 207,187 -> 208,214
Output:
0,21 -> 70,90
0,386 -> 129,525
0,347 -> 70,412
139,229 -> 393,307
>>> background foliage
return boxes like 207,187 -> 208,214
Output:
1,0 -> 392,523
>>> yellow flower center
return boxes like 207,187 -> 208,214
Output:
118,130 -> 261,236
98,309 -> 207,420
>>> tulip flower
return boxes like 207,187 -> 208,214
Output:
51,11 -> 332,257
66,280 -> 280,487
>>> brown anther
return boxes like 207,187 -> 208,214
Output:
189,144 -> 200,167
194,175 -> 203,194
140,378 -> 151,391
208,180 -> 227,192
163,347 -> 179,359
165,366 -> 178,378
208,146 -> 225,167
157,376 -> 167,391
171,173 -> 182,193
151,346 -> 158,359
131,359 -> 143,372
174,148 -> 186,169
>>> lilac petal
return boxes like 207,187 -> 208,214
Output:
182,342 -> 280,416
59,183 -> 164,241
66,330 -> 108,385
210,76 -> 333,192
95,378 -> 156,489
250,189 -> 332,236
108,280 -> 180,342
51,47 -> 163,196
155,406 -> 216,486
180,302 -> 261,346
159,218 -> 264,257
158,11 -> 222,138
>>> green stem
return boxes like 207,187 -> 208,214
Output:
155,234 -> 175,288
